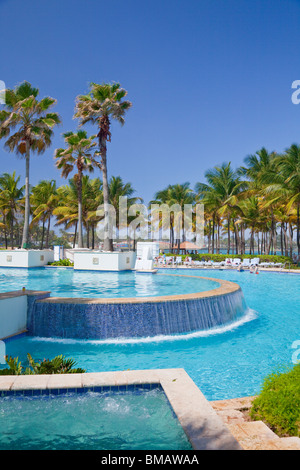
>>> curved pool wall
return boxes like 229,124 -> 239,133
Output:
27,275 -> 248,340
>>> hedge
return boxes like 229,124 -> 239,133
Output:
250,364 -> 300,437
162,253 -> 292,264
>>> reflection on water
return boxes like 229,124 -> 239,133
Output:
0,268 -> 219,298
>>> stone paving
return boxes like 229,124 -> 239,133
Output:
211,396 -> 300,450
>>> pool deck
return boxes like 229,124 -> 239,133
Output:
211,396 -> 300,450
0,368 -> 242,451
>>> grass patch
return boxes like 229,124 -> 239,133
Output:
250,363 -> 300,437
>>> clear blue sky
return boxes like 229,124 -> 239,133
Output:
0,0 -> 300,204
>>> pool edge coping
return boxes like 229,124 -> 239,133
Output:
33,274 -> 241,304
0,368 -> 242,451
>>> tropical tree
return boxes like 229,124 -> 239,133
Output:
0,81 -> 61,248
151,183 -> 194,252
55,130 -> 100,248
197,163 -> 244,254
0,172 -> 24,248
30,180 -> 58,249
275,144 -> 300,256
74,82 -> 132,251
108,176 -> 142,240
84,177 -> 103,249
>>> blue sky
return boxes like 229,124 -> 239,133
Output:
0,0 -> 300,204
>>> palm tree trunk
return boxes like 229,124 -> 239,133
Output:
99,117 -> 113,252
10,217 -> 14,250
288,223 -> 293,258
46,216 -> 51,249
40,216 -> 45,249
21,142 -> 30,249
297,202 -> 300,256
87,224 -> 90,249
212,215 -> 215,254
73,222 -> 77,248
77,172 -> 83,248
282,223 -> 288,257
3,213 -> 7,249
227,216 -> 230,254
92,223 -> 95,250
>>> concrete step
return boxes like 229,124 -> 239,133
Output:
227,421 -> 279,450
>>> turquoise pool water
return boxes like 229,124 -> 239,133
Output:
0,388 -> 192,450
0,268 -> 219,298
2,269 -> 300,401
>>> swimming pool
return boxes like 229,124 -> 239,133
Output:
2,268 -> 300,401
0,267 -> 219,298
0,386 -> 192,450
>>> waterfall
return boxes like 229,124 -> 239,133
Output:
28,288 -> 247,340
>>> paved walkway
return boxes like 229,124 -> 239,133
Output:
211,396 -> 300,450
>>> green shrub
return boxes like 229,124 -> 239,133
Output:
250,363 -> 300,437
48,258 -> 74,267
163,253 -> 292,263
0,354 -> 85,375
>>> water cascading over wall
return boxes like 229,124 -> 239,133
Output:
27,278 -> 247,340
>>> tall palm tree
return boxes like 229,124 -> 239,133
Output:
0,81 -> 61,248
273,144 -> 300,256
199,163 -> 244,254
151,183 -> 194,252
74,82 -> 132,251
240,147 -> 277,186
55,130 -> 100,248
108,176 -> 142,240
195,181 -> 223,254
30,180 -> 58,249
85,177 -> 103,249
0,172 -> 24,249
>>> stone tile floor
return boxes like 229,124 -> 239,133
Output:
210,396 -> 300,450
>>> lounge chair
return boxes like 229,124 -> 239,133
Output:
232,258 -> 241,266
241,259 -> 251,268
259,261 -> 270,267
251,258 -> 260,266
194,260 -> 204,267
274,262 -> 283,268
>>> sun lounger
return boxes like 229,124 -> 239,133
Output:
241,259 -> 251,268
232,258 -> 241,266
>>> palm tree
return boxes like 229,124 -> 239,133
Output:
84,177 -> 103,249
30,180 -> 58,249
195,181 -> 223,254
0,172 -> 24,248
198,163 -> 244,254
74,82 -> 132,251
0,81 -> 61,248
54,181 -> 80,247
240,147 -> 277,186
55,130 -> 100,248
151,183 -> 194,252
108,176 -> 142,240
273,144 -> 300,256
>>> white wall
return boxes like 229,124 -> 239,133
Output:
136,242 -> 160,259
0,250 -> 54,268
0,295 -> 27,339
74,251 -> 136,271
